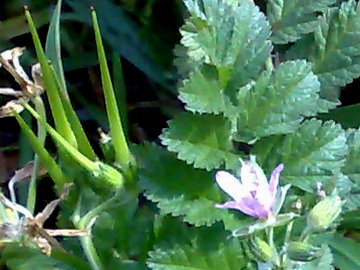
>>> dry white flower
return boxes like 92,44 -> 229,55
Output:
0,47 -> 44,117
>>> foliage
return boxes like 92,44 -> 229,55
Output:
1,0 -> 360,270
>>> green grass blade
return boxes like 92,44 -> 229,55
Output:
13,109 -> 68,189
45,0 -> 67,94
25,7 -> 77,148
91,9 -> 131,167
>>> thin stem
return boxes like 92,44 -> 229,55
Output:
79,236 -> 103,270
267,227 -> 275,249
73,192 -> 128,270
27,96 -> 47,214
79,192 -> 125,228
73,193 -> 103,270
299,226 -> 311,242
280,220 -> 294,268
284,220 -> 294,246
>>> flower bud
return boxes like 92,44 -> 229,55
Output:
93,161 -> 124,189
248,237 -> 278,265
287,241 -> 321,262
307,194 -> 342,231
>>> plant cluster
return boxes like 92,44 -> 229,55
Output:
1,0 -> 360,269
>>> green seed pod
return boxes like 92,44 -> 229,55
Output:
307,194 -> 342,231
248,237 -> 276,264
287,241 -> 321,262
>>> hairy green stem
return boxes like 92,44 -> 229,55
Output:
267,227 -> 275,249
79,236 -> 103,270
284,220 -> 294,246
299,226 -> 311,242
79,194 -> 120,228
74,192 -> 126,270
73,194 -> 103,270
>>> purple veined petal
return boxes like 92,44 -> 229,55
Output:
215,171 -> 248,202
215,201 -> 258,218
241,197 -> 271,218
269,163 -> 284,196
254,183 -> 273,210
216,198 -> 271,219
240,156 -> 268,189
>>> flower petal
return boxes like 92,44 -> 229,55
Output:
269,163 -> 284,196
242,197 -> 271,218
216,198 -> 270,219
215,171 -> 248,201
240,156 -> 268,190
215,201 -> 258,218
254,184 -> 274,211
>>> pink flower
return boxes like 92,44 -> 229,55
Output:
215,156 -> 284,219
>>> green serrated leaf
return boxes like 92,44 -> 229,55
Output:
178,67 -> 235,116
181,0 -> 272,89
235,60 -> 321,142
160,112 -> 239,170
147,225 -> 247,270
342,128 -> 360,210
287,1 -> 360,101
134,144 -> 245,230
267,0 -> 336,44
327,234 -> 360,270
342,128 -> 360,185
253,119 -> 347,192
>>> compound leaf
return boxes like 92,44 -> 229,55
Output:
178,68 -> 235,116
235,60 -> 321,142
288,1 -> 360,101
342,128 -> 360,185
342,128 -> 360,210
160,112 -> 238,170
267,0 -> 336,44
181,0 -> 272,89
327,234 -> 360,270
147,225 -> 248,270
253,119 -> 347,192
134,144 -> 245,230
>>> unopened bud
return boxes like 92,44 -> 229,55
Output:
287,241 -> 321,262
307,194 -> 342,231
93,162 -> 124,189
248,237 -> 278,265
